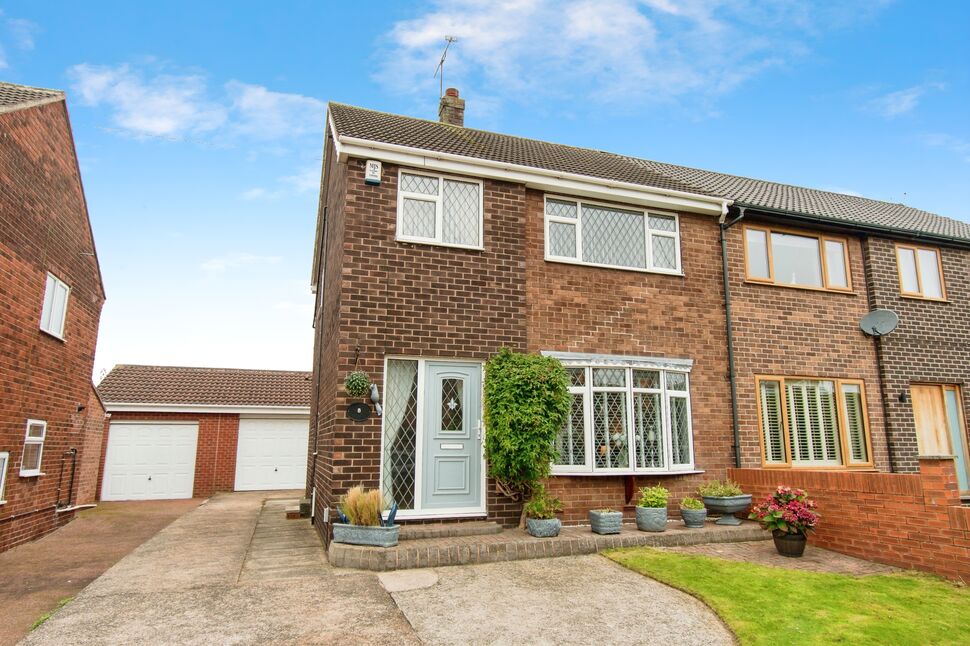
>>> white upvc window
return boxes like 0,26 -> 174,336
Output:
544,195 -> 682,274
40,272 -> 71,339
0,451 -> 9,504
397,170 -> 483,250
548,353 -> 695,475
21,419 -> 47,476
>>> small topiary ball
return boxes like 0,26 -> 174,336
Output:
344,371 -> 371,398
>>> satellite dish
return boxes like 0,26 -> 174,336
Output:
860,309 -> 899,337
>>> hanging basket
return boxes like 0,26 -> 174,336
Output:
344,371 -> 371,398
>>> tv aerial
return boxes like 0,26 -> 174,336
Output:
860,309 -> 899,337
434,36 -> 458,98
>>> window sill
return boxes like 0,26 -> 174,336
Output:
39,328 -> 66,342
544,256 -> 683,277
0,500 -> 6,505
551,469 -> 703,477
19,471 -> 45,478
396,237 -> 484,252
742,279 -> 854,295
899,294 -> 948,303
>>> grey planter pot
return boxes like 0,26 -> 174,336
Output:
681,508 -> 707,529
589,510 -> 623,535
702,494 -> 753,526
332,523 -> 400,547
635,506 -> 667,532
527,517 -> 561,538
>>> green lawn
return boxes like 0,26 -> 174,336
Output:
606,547 -> 970,645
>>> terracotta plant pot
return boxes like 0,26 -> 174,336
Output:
772,530 -> 807,557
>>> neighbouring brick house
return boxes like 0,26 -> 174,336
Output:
308,89 -> 970,539
0,82 -> 107,552
97,365 -> 312,499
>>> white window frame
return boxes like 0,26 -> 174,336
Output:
396,169 -> 484,251
40,272 -> 71,339
548,354 -> 696,476
543,195 -> 683,275
0,451 -> 9,504
20,419 -> 47,477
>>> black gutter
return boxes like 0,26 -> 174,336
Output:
720,206 -> 746,469
735,202 -> 970,250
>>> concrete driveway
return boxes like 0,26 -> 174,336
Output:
23,492 -> 417,646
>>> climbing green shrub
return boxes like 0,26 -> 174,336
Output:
483,348 -> 570,515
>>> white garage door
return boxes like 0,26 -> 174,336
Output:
101,422 -> 198,501
234,418 -> 309,491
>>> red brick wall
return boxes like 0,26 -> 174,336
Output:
864,237 -> 970,473
75,387 -> 107,505
726,220 -> 890,471
99,412 -> 240,499
731,457 -> 970,582
524,189 -> 734,521
0,100 -> 105,552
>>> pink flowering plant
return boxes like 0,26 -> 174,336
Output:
748,486 -> 820,535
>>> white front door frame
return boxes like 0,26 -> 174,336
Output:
380,356 -> 487,520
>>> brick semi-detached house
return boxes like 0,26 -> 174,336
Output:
307,89 -> 970,540
0,82 -> 107,552
97,365 -> 312,500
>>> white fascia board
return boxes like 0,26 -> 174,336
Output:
104,403 -> 311,417
336,135 -> 731,216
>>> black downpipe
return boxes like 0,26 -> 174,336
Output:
720,207 -> 746,468
56,448 -> 78,508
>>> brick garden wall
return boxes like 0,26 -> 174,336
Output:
864,237 -> 970,473
524,189 -> 734,522
725,220 -> 890,471
0,100 -> 105,552
730,457 -> 970,582
98,412 -> 240,499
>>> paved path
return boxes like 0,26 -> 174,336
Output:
0,499 -> 201,646
382,555 -> 734,645
663,539 -> 899,575
23,492 -> 417,646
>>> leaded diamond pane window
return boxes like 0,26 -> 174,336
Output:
592,368 -> 626,388
633,370 -> 660,389
554,393 -> 587,466
398,170 -> 482,248
666,372 -> 687,391
593,392 -> 629,469
669,397 -> 691,466
567,368 -> 586,387
440,378 -> 464,432
634,392 -> 663,468
544,197 -> 681,273
382,360 -> 418,509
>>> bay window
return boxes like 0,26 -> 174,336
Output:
544,196 -> 681,274
757,376 -> 873,468
548,353 -> 695,474
744,225 -> 851,292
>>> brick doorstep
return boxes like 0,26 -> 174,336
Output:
328,520 -> 768,571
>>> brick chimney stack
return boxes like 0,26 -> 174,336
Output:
438,87 -> 465,127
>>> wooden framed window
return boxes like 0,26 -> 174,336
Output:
20,419 -> 47,476
396,169 -> 483,250
0,451 -> 8,504
895,243 -> 946,301
743,225 -> 851,292
756,376 -> 873,469
544,195 -> 682,275
40,272 -> 70,338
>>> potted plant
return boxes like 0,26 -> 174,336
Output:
524,485 -> 563,537
332,486 -> 400,547
679,497 -> 707,528
588,508 -> 623,535
698,480 -> 752,525
344,371 -> 371,398
635,485 -> 668,532
749,486 -> 819,557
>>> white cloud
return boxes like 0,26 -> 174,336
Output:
0,11 -> 39,69
869,83 -> 945,118
917,133 -> 970,164
67,62 -> 325,141
241,165 -> 320,200
376,0 -> 888,113
201,252 -> 282,272
67,63 -> 227,137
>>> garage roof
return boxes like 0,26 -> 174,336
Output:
98,365 -> 312,408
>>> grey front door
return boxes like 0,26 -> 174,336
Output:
421,362 -> 483,511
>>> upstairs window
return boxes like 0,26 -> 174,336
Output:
40,273 -> 70,338
544,196 -> 681,274
0,451 -> 8,504
757,376 -> 872,468
21,419 -> 47,476
895,244 -> 945,300
744,225 -> 850,291
397,170 -> 483,249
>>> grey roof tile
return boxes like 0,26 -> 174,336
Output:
330,103 -> 970,242
0,81 -> 63,112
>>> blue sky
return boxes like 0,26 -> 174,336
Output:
1,1 -> 967,379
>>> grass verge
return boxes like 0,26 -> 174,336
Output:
30,597 -> 73,631
606,547 -> 970,645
